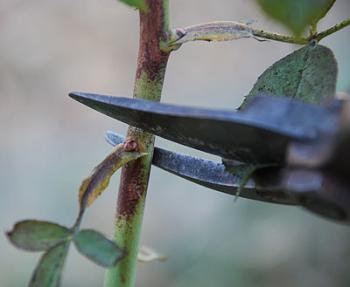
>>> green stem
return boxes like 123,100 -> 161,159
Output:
104,1 -> 170,287
71,207 -> 85,233
251,28 -> 308,44
314,18 -> 350,42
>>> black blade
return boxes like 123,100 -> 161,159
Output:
70,92 -> 327,163
105,131 -> 296,205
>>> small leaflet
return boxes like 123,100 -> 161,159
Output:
29,242 -> 70,287
7,220 -> 71,251
73,229 -> 125,267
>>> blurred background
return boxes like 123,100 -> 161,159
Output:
1,0 -> 350,286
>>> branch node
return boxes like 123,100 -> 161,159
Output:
123,138 -> 138,152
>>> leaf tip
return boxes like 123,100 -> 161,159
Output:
6,221 -> 21,245
5,229 -> 13,241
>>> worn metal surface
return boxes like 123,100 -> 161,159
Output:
106,131 -> 296,205
70,92 -> 337,163
71,92 -> 350,222
106,131 -> 350,222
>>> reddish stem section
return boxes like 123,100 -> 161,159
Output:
116,0 -> 170,218
136,0 -> 169,82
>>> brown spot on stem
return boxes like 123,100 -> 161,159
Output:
116,0 -> 170,218
117,157 -> 148,217
120,273 -> 126,284
123,137 -> 138,152
135,0 -> 170,83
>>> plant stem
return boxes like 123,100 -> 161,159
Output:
167,18 -> 350,48
104,1 -> 170,287
251,28 -> 308,44
315,18 -> 350,42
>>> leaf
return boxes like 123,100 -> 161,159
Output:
226,164 -> 275,200
235,44 -> 337,194
256,0 -> 336,35
172,21 -> 254,45
29,242 -> 70,287
73,229 -> 125,267
7,220 -> 71,251
228,164 -> 260,200
241,44 -> 337,107
119,0 -> 147,12
79,143 -> 147,209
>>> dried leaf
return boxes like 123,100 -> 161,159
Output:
74,229 -> 125,267
29,242 -> 70,287
7,220 -> 71,251
173,21 -> 253,45
79,143 -> 147,209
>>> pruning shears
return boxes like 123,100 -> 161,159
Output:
69,91 -> 350,223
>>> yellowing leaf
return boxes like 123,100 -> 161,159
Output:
172,21 -> 254,45
79,143 -> 147,209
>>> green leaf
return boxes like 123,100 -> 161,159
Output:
226,163 -> 275,200
7,220 -> 71,251
241,44 -> 337,107
256,0 -> 336,35
119,0 -> 147,12
29,242 -> 70,287
79,143 -> 147,209
73,229 -> 125,267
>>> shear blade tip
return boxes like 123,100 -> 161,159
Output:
69,91 -> 98,102
69,91 -> 83,99
69,91 -> 117,113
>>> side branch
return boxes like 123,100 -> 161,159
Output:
251,28 -> 307,44
315,18 -> 350,42
167,19 -> 350,48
